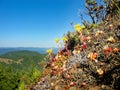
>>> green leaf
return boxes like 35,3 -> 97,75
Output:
19,82 -> 25,90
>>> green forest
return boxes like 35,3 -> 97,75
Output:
0,50 -> 47,90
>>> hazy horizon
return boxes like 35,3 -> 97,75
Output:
0,46 -> 58,48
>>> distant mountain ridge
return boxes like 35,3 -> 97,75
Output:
0,50 -> 41,60
0,47 -> 58,55
0,50 -> 47,70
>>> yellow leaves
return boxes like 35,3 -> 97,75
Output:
62,36 -> 68,42
55,38 -> 60,44
107,36 -> 116,43
46,49 -> 52,54
97,68 -> 104,75
74,24 -> 85,32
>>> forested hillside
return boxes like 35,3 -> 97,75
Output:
0,50 -> 47,90
0,50 -> 47,69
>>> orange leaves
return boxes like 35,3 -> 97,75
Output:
90,52 -> 98,61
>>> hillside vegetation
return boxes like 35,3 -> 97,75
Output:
0,50 -> 46,69
31,0 -> 120,90
0,50 -> 47,90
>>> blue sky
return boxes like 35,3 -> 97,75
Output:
0,0 -> 86,47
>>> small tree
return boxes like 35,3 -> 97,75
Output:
81,0 -> 120,24
84,0 -> 107,23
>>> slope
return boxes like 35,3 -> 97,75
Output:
0,50 -> 47,70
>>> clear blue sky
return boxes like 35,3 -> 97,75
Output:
0,0 -> 86,47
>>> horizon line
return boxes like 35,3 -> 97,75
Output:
0,47 -> 58,48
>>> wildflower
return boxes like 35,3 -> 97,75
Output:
82,36 -> 87,41
105,47 -> 112,51
90,52 -> 98,61
50,70 -> 55,75
73,50 -> 80,55
62,36 -> 68,42
51,63 -> 55,67
51,83 -> 55,86
103,45 -> 109,50
82,82 -> 87,86
61,67 -> 67,72
104,51 -> 110,55
73,45 -> 80,55
107,36 -> 115,42
104,46 -> 112,55
53,66 -> 59,70
87,52 -> 91,58
55,38 -> 60,44
113,48 -> 119,52
65,74 -> 71,79
95,30 -> 104,36
108,24 -> 113,30
97,68 -> 104,75
46,49 -> 52,54
81,42 -> 87,49
87,36 -> 91,40
100,62 -> 105,66
74,24 -> 85,32
70,82 -> 75,86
